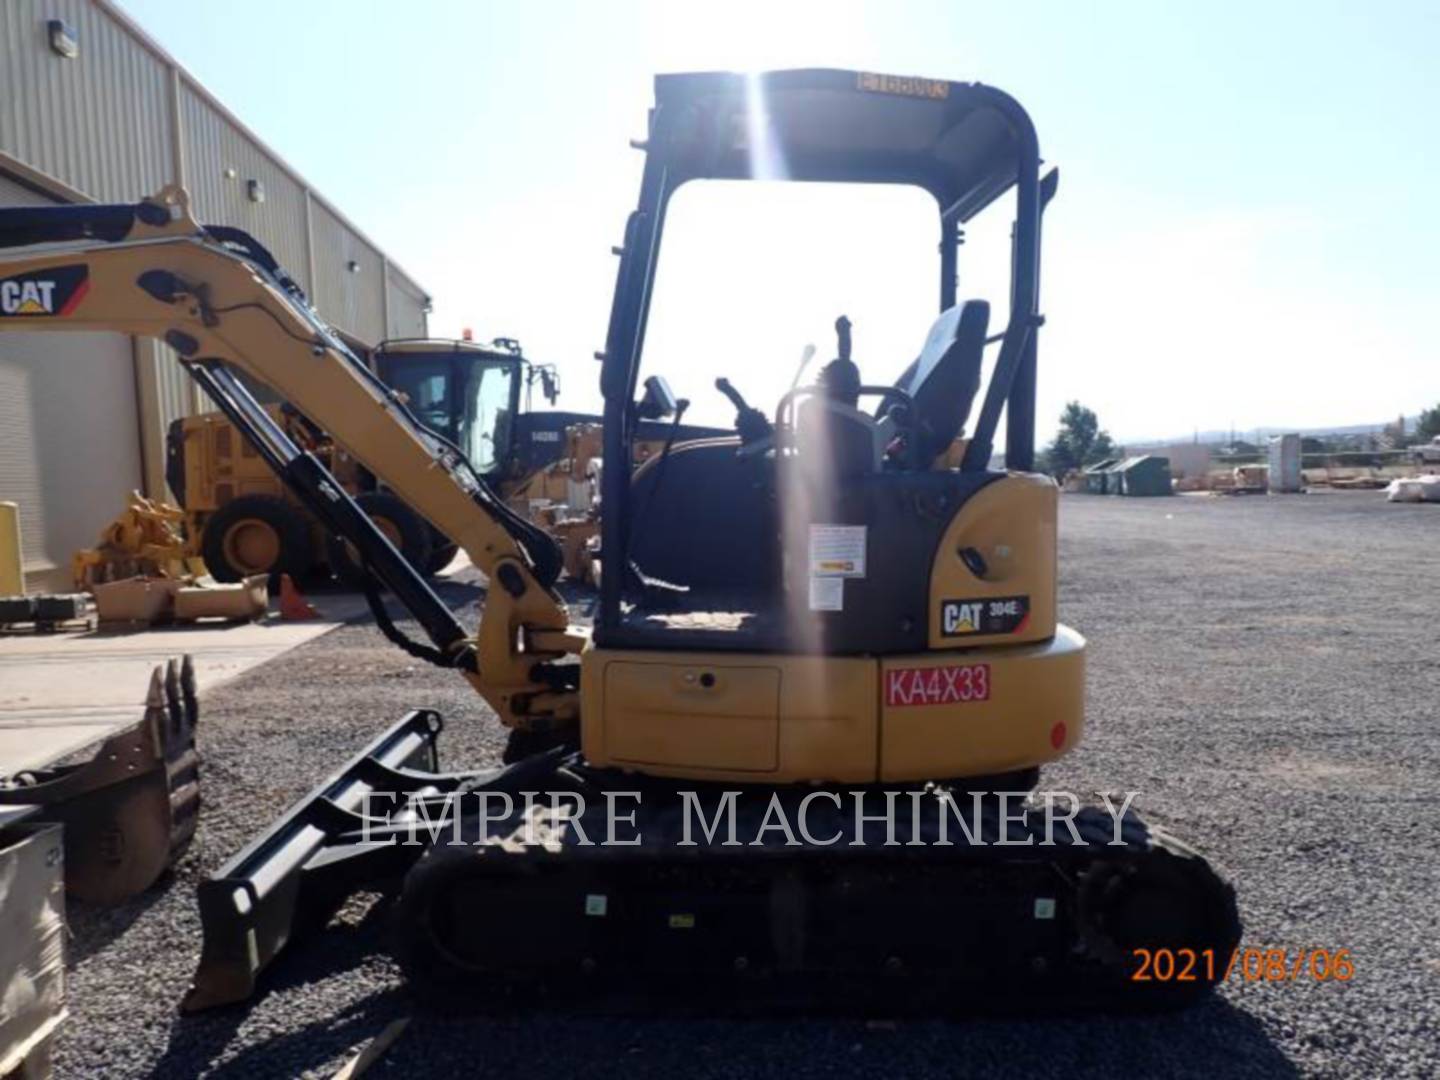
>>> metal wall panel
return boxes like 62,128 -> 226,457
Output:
0,171 -> 52,207
0,1 -> 433,571
311,199 -> 386,344
386,268 -> 429,339
0,0 -> 172,202
179,84 -> 311,293
0,332 -> 142,592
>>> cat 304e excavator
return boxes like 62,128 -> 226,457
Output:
0,69 -> 1239,1013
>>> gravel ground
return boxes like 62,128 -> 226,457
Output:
52,490 -> 1440,1078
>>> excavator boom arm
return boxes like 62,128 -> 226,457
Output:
0,187 -> 580,725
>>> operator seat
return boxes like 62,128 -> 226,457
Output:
890,300 -> 990,464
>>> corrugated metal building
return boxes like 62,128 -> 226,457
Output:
0,0 -> 430,590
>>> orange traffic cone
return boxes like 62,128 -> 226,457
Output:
277,574 -> 320,620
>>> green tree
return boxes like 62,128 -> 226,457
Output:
1418,404 -> 1440,442
1044,401 -> 1115,478
1383,414 -> 1413,450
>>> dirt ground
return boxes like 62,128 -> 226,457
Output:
52,489 -> 1440,1079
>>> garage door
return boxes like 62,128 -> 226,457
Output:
0,173 -> 145,592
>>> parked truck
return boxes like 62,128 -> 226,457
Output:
1412,435 -> 1440,468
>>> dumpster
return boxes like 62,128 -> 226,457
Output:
1083,459 -> 1119,494
1114,455 -> 1173,496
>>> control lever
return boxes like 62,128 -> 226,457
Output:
715,377 -> 773,445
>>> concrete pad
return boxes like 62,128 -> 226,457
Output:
0,589 -> 370,774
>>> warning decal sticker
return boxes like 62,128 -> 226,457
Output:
809,524 -> 866,578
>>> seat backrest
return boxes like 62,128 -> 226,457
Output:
892,300 -> 990,464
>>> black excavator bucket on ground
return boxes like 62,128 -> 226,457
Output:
0,656 -> 200,904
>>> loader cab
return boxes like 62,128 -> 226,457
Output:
596,70 -> 1057,652
375,338 -> 551,477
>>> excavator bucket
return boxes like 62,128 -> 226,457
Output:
0,656 -> 200,904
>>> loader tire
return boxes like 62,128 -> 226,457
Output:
326,492 -> 433,587
202,495 -> 311,584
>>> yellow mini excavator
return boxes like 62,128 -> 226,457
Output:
0,69 -> 1239,1013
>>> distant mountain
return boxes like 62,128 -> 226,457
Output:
1120,417 -> 1418,447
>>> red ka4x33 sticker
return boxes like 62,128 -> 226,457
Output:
885,664 -> 990,707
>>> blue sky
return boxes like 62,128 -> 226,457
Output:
118,0 -> 1439,443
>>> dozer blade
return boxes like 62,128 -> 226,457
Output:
0,656 -> 201,905
183,712 -> 573,1012
183,710 -> 450,1012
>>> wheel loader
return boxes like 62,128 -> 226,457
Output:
172,336 -> 724,583
0,68 -> 1239,1014
167,336 -> 553,583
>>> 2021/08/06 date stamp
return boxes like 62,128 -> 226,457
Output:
1132,947 -> 1355,983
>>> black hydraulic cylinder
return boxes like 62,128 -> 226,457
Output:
0,201 -> 163,248
186,362 -> 471,662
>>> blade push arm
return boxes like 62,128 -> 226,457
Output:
0,187 -> 582,727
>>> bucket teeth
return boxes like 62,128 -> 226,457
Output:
165,657 -> 184,735
181,654 -> 199,730
145,664 -> 166,710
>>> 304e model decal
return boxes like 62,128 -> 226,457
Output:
941,595 -> 1030,637
0,265 -> 90,317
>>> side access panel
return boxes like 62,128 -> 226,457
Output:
582,651 -> 878,783
928,472 -> 1059,649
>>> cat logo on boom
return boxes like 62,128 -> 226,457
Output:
0,266 -> 89,317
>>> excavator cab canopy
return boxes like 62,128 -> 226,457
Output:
649,69 -> 1028,220
598,68 -> 1056,634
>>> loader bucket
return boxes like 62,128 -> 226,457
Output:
182,709 -> 452,1012
0,656 -> 201,904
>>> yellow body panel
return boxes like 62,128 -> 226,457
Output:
581,629 -> 1083,784
928,472 -> 1057,649
583,652 -> 879,782
602,660 -> 782,772
0,501 -> 23,596
879,625 -> 1085,781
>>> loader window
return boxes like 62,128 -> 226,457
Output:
461,362 -> 516,474
384,360 -> 454,440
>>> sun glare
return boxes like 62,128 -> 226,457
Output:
743,72 -> 789,181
